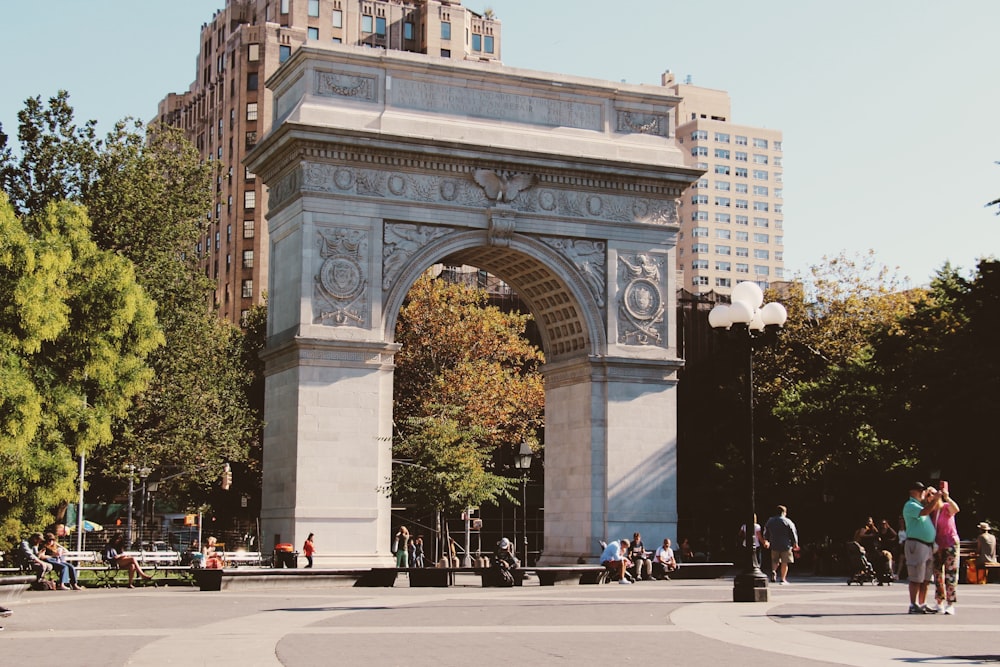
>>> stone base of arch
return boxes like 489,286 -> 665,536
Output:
538,356 -> 681,565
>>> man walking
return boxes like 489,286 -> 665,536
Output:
764,505 -> 798,584
903,481 -> 939,613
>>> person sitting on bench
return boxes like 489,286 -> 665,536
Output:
17,534 -> 53,580
102,532 -> 153,588
600,539 -> 633,584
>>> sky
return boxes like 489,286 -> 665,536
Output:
2,0 -> 998,286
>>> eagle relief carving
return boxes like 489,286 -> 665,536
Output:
472,169 -> 535,204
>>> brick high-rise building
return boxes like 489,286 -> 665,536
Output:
663,72 -> 785,295
155,0 -> 501,325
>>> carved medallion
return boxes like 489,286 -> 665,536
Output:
617,253 -> 666,346
314,228 -> 369,327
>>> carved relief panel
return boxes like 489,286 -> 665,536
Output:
616,253 -> 667,347
314,228 -> 370,327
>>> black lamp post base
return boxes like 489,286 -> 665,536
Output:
733,571 -> 769,602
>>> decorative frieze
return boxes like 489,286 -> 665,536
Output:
314,228 -> 370,327
616,253 -> 666,347
298,161 -> 678,226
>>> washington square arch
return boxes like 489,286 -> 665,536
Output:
246,44 -> 702,567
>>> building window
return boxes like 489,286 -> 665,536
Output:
441,48 -> 451,57
736,247 -> 749,257
775,188 -> 783,199
735,218 -> 749,228
280,0 -> 289,13
736,263 -> 749,273
716,277 -> 732,288
715,213 -> 731,223
735,199 -> 748,209
279,45 -> 291,62
736,230 -> 749,241
403,21 -> 414,39
754,249 -> 770,259
215,231 -> 221,250
691,130 -> 708,140
245,131 -> 257,148
362,14 -> 373,32
776,236 -> 784,246
244,190 -> 256,209
243,219 -> 254,238
376,16 -> 386,35
774,140 -> 782,151
735,167 -> 748,178
753,202 -> 769,212
735,135 -> 748,146
715,181 -> 731,191
775,251 -> 784,262
714,148 -> 730,159
248,43 -> 259,61
308,27 -> 319,40
245,166 -> 255,180
715,132 -> 730,143
692,259 -> 709,270
755,265 -> 770,276
753,185 -> 769,196
753,170 -> 768,180
242,250 -> 254,268
753,138 -> 769,148
247,72 -> 258,91
441,21 -> 451,39
472,33 -> 482,51
246,102 -> 258,121
774,203 -> 783,213
715,261 -> 731,271
735,183 -> 748,194
692,146 -> 708,157
716,228 -> 731,239
753,154 -> 769,165
692,211 -> 709,221
242,279 -> 253,298
332,9 -> 343,27
692,194 -> 709,205
692,276 -> 709,286
715,197 -> 731,207
484,35 -> 494,53
735,151 -> 747,162
692,243 -> 709,254
754,217 -> 768,227
716,245 -> 731,256
308,0 -> 319,17
754,233 -> 770,243
693,226 -> 709,237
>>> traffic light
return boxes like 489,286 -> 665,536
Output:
221,462 -> 232,490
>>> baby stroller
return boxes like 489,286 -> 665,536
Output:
845,541 -> 891,586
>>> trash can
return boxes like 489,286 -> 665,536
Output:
273,544 -> 298,568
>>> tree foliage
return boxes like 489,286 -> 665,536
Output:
0,196 -> 162,545
0,91 -> 261,524
390,274 -> 544,513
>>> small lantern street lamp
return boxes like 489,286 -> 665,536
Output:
514,441 -> 534,567
709,281 -> 787,603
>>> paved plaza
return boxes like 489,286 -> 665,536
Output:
3,576 -> 1000,666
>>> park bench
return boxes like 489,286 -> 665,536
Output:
0,574 -> 35,602
192,567 -> 397,591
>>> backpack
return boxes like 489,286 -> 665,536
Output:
31,579 -> 57,591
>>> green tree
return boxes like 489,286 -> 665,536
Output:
390,274 -> 544,520
873,259 -> 1000,519
1,92 -> 261,513
0,196 -> 162,545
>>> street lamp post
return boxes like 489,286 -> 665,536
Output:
709,281 -> 787,603
138,467 -> 151,550
514,441 -> 533,567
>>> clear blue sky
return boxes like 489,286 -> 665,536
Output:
3,1 -> 998,286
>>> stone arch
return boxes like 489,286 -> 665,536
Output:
382,230 -> 606,360
248,46 -> 696,566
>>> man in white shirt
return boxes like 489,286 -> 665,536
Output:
653,538 -> 678,580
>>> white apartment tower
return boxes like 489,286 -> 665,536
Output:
663,73 -> 785,295
155,0 -> 501,325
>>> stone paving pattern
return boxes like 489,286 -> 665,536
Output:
3,576 -> 999,666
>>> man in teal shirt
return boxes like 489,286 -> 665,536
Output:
902,481 -> 940,614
